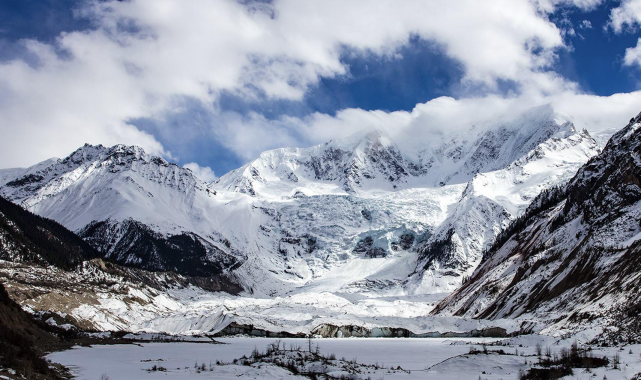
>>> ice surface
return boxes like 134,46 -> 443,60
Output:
46,338 -> 504,379
47,338 -> 641,380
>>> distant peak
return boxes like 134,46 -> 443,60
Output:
326,127 -> 395,152
61,143 -> 156,167
518,103 -> 566,122
64,144 -> 109,163
110,144 -> 147,157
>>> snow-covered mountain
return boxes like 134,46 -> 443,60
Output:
432,113 -> 641,340
0,105 -> 600,299
215,128 -> 413,195
0,144 -> 244,278
213,104 -> 599,295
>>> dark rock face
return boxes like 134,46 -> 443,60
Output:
560,118 -> 641,226
463,128 -> 511,176
79,219 -> 242,278
303,131 -> 412,192
360,136 -> 409,183
214,322 -> 306,338
391,233 -> 415,251
5,174 -> 44,188
0,282 -> 68,379
352,236 -> 374,254
308,147 -> 348,182
215,322 -> 508,338
310,324 -> 507,338
352,236 -> 387,258
366,247 -> 387,258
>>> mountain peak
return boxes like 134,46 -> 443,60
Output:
64,143 -> 150,164
610,110 -> 641,145
0,142 -> 209,231
326,127 -> 393,152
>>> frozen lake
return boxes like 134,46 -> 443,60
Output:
47,337 -> 505,379
47,337 -> 641,379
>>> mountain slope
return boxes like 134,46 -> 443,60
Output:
432,113 -> 641,341
408,125 -> 598,293
0,195 -> 98,269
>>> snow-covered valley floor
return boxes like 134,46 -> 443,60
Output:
134,289 -> 520,337
47,337 -> 641,379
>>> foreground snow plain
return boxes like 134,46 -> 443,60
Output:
47,337 -> 641,379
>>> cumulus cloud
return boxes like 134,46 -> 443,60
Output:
212,90 -> 641,162
609,0 -> 641,32
623,38 -> 641,68
609,1 -> 641,69
0,0 -> 634,169
183,162 -> 217,182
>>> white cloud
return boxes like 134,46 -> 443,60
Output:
0,0 -> 631,169
213,90 -> 641,162
183,162 -> 217,182
609,0 -> 641,32
623,38 -> 641,68
552,91 -> 641,133
0,0 -> 572,167
608,1 -> 641,72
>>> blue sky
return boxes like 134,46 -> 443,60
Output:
553,5 -> 640,95
2,0 -> 641,178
